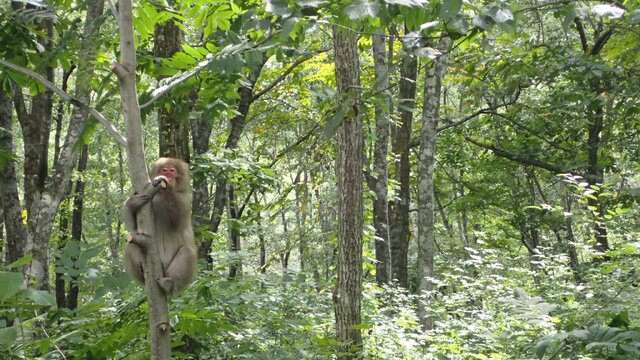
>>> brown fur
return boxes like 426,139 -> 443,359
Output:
123,158 -> 197,296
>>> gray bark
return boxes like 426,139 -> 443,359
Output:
113,0 -> 170,356
416,35 -> 449,331
21,0 -> 104,291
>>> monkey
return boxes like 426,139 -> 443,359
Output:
123,157 -> 197,296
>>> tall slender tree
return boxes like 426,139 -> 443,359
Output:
416,34 -> 450,330
332,25 -> 364,358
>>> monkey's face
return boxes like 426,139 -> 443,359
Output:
158,164 -> 179,185
151,158 -> 190,192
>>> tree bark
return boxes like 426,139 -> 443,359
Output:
190,112 -> 212,236
368,29 -> 392,285
113,0 -> 170,356
19,0 -> 104,291
416,35 -> 449,331
154,17 -> 190,161
227,185 -> 242,278
332,25 -> 364,358
67,144 -> 88,310
0,85 -> 26,265
389,38 -> 417,288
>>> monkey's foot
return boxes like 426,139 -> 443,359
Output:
158,277 -> 174,294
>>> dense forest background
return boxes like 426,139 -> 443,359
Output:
1,0 -> 640,358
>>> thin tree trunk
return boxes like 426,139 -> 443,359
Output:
332,25 -> 364,358
416,35 -> 449,331
389,34 -> 417,288
0,86 -> 26,265
21,0 -> 104,290
297,170 -> 308,271
227,185 -> 242,278
155,17 -> 190,161
55,203 -> 70,309
280,209 -> 290,269
199,62 -> 266,262
253,193 -> 267,273
191,112 -> 212,237
67,144 -> 88,310
368,29 -> 392,285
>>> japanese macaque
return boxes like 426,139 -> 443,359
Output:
123,157 -> 197,296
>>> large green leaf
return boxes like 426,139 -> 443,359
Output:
26,288 -> 56,307
0,271 -> 23,302
266,0 -> 293,16
345,0 -> 380,21
0,325 -> 18,347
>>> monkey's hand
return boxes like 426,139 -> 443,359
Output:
125,193 -> 152,211
152,175 -> 169,188
128,232 -> 153,250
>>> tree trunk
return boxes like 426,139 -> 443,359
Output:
416,35 -> 449,331
20,0 -> 104,290
155,17 -> 190,161
199,62 -> 266,261
55,217 -> 69,308
368,29 -> 392,285
332,25 -> 364,358
0,86 -> 27,265
296,170 -> 308,271
114,0 -> 171,355
227,185 -> 242,278
67,144 -> 88,310
280,209 -> 290,269
12,21 -> 54,210
191,112 -> 212,236
389,37 -> 417,288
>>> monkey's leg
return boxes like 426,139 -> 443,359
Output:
158,245 -> 197,295
124,243 -> 145,284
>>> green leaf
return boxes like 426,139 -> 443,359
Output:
0,271 -> 23,301
535,338 -> 551,358
294,0 -> 328,7
591,4 -> 625,19
562,8 -> 577,32
440,0 -> 462,21
266,0 -> 293,16
26,288 -> 56,307
631,10 -> 640,24
323,105 -> 346,139
0,325 -> 18,347
345,0 -> 380,21
385,0 -> 427,6
7,253 -> 33,269
182,45 -> 205,60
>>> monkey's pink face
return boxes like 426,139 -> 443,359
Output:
159,165 -> 178,184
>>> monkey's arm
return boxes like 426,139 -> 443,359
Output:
122,176 -> 169,233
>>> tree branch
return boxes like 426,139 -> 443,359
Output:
237,123 -> 320,218
574,18 -> 589,53
252,49 -> 329,102
463,134 -> 570,174
139,56 -> 214,109
0,58 -> 127,146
